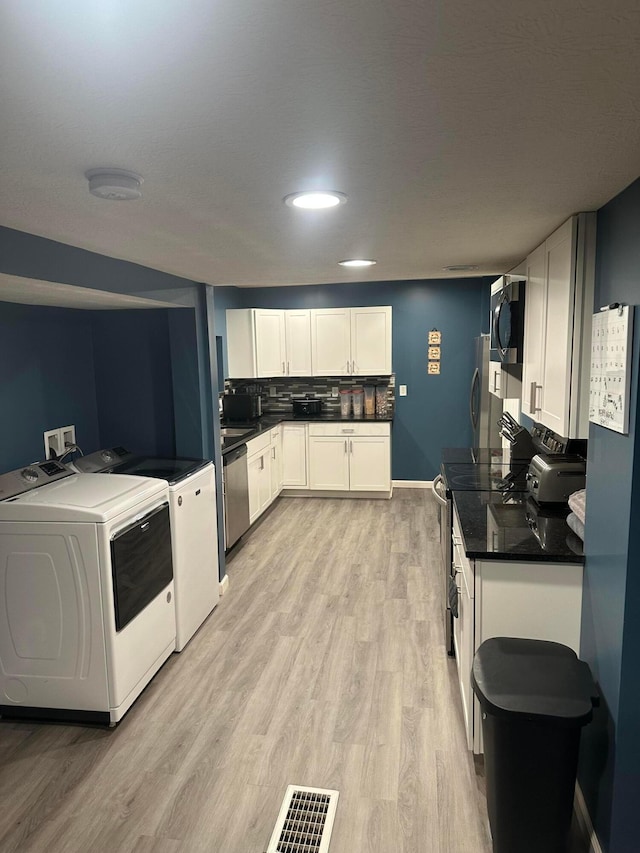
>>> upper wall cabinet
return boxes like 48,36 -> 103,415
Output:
311,306 -> 392,376
227,305 -> 392,378
226,308 -> 312,378
521,213 -> 596,438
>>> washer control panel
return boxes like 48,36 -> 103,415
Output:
0,460 -> 74,501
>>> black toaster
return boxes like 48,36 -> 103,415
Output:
292,398 -> 322,416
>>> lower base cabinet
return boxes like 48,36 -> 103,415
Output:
247,434 -> 272,524
282,423 -> 308,488
452,505 -> 583,754
308,422 -> 391,492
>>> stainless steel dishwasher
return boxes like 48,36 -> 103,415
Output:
222,444 -> 250,550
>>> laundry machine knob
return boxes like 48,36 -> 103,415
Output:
21,467 -> 39,483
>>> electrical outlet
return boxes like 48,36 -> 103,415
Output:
399,385 -> 407,396
43,425 -> 76,460
269,386 -> 277,397
331,387 -> 339,397
44,429 -> 62,460
61,425 -> 76,449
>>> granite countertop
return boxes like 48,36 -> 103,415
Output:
452,489 -> 583,563
221,412 -> 394,454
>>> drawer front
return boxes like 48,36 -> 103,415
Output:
246,432 -> 271,457
308,422 -> 390,437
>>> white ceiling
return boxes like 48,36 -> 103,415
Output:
1,0 -> 639,288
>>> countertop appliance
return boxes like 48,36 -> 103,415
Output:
471,335 -> 502,449
73,448 -> 219,652
292,397 -> 322,417
222,444 -> 250,550
526,454 -> 586,504
0,464 -> 175,724
490,275 -> 525,364
222,393 -> 262,422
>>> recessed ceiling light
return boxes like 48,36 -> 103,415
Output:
338,259 -> 377,268
443,264 -> 479,272
86,168 -> 144,201
284,191 -> 347,210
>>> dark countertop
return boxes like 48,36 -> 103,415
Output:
452,489 -> 583,563
221,412 -> 393,455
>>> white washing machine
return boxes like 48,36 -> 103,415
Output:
73,449 -> 219,651
0,460 -> 176,725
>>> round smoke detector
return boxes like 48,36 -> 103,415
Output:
85,168 -> 144,201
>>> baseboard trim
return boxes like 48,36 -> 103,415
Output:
281,489 -> 391,500
219,574 -> 230,596
574,783 -> 603,853
392,480 -> 433,489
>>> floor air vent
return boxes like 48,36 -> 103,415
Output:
266,785 -> 339,853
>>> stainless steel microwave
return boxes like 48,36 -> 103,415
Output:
490,276 -> 525,364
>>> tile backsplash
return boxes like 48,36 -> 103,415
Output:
224,376 -> 395,416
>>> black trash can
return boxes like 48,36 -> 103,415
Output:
471,637 -> 598,853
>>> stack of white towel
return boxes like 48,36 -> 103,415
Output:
567,489 -> 586,541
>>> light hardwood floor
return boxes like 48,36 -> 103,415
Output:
0,490 -> 579,851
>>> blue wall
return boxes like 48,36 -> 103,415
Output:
91,310 -> 176,456
216,278 -> 491,480
578,177 -> 640,853
0,303 -> 101,471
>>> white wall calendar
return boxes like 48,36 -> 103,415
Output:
589,304 -> 634,434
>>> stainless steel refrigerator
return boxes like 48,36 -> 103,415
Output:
470,335 -> 502,450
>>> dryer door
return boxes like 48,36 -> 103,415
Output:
110,503 -> 172,631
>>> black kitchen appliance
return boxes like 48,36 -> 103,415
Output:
292,397 -> 322,417
490,276 -> 525,365
222,392 -> 262,422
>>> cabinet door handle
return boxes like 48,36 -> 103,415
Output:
529,381 -> 542,413
350,440 -> 353,454
494,370 -> 500,393
287,361 -> 290,375
344,440 -> 348,454
351,359 -> 355,374
282,361 -> 285,374
272,447 -> 276,459
261,456 -> 265,470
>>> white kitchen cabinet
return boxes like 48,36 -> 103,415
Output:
451,505 -> 583,754
307,422 -> 391,493
308,436 -> 350,490
310,308 -> 351,375
488,361 -> 521,400
226,309 -> 286,378
269,425 -> 283,500
311,306 -> 392,376
247,433 -> 272,523
350,306 -> 392,375
284,310 -> 312,376
453,541 -> 475,751
226,308 -> 314,378
282,423 -> 308,488
521,213 -> 596,437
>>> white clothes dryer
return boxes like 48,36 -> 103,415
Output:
0,461 -> 176,725
73,449 -> 219,651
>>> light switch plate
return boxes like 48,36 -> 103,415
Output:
331,387 -> 339,397
269,386 -> 277,397
399,385 -> 407,396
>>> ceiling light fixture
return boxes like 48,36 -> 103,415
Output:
86,168 -> 144,201
338,259 -> 377,268
443,264 -> 479,272
284,191 -> 347,210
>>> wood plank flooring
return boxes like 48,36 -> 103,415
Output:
0,490 -> 582,851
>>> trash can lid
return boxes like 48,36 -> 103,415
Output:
471,637 -> 598,727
